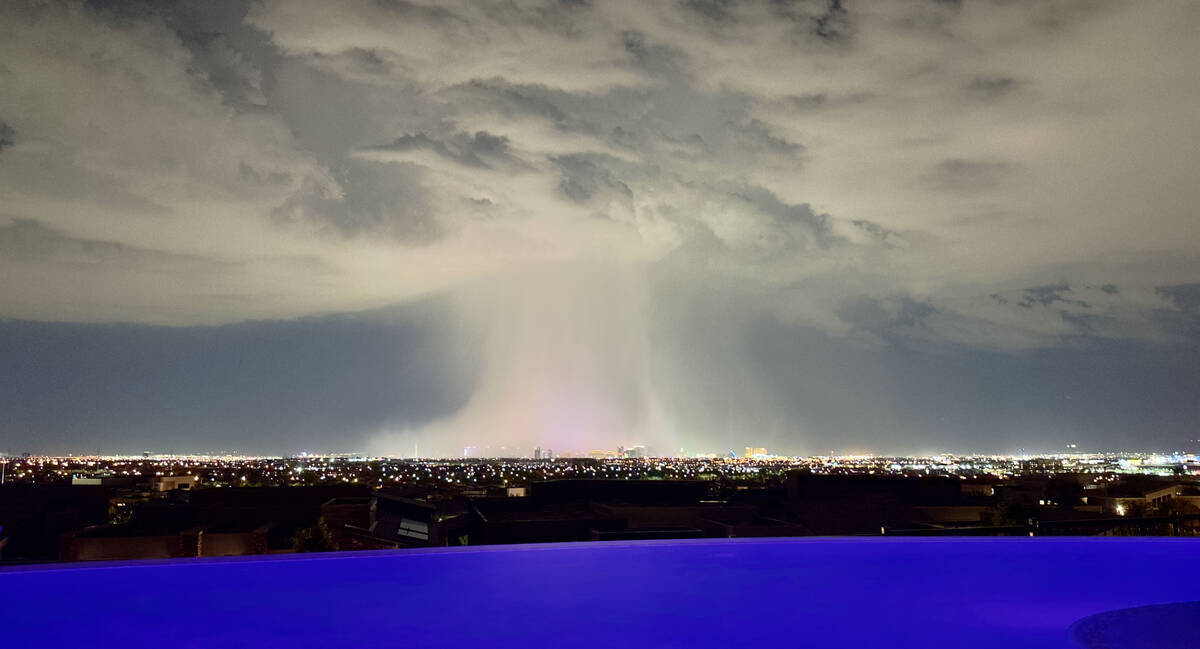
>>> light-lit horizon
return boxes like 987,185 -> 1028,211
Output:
8,447 -> 1199,462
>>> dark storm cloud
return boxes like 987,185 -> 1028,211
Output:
850,219 -> 902,246
1017,282 -> 1090,309
726,185 -> 837,249
1156,283 -> 1200,311
895,298 -> 936,327
835,296 -> 934,339
621,30 -> 691,78
372,134 -> 488,168
1152,284 -> 1200,342
443,79 -> 574,127
766,0 -> 855,36
814,0 -> 851,42
362,131 -> 529,171
181,31 -> 268,107
552,154 -> 633,202
1059,310 -> 1105,337
86,0 -> 273,106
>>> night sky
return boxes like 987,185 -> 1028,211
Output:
1,1 -> 1197,456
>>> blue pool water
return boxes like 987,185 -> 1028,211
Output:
1068,601 -> 1200,649
1,537 -> 1197,648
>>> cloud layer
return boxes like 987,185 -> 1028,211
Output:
1,0 -> 1198,454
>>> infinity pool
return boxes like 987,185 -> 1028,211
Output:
1,537 -> 1196,648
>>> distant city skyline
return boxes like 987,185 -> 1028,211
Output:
4,451 -> 1198,489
